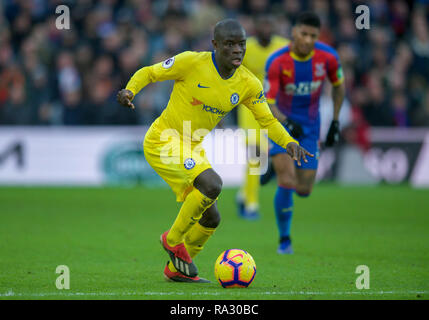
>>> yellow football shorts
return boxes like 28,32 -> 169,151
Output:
143,123 -> 212,202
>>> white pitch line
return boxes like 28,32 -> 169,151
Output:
0,290 -> 427,298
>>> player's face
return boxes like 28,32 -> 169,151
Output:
255,17 -> 274,43
292,24 -> 319,56
214,30 -> 246,69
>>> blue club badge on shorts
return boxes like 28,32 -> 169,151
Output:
230,93 -> 239,105
184,158 -> 196,170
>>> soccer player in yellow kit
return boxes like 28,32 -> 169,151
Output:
237,14 -> 289,220
117,19 -> 312,283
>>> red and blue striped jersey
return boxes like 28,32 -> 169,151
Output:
264,41 -> 344,127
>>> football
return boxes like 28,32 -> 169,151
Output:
214,249 -> 256,288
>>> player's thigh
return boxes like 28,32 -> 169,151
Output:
295,169 -> 317,196
293,133 -> 319,195
272,152 -> 296,188
144,134 -> 212,202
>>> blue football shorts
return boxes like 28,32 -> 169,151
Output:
268,123 -> 320,170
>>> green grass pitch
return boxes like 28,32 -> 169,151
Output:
0,184 -> 428,300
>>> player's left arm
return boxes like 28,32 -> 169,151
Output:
332,81 -> 346,121
326,52 -> 346,147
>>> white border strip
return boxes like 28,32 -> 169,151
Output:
1,290 -> 427,298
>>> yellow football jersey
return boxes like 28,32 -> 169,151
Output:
242,36 -> 290,83
126,51 -> 296,149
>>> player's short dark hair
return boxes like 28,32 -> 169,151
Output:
214,19 -> 245,41
295,11 -> 321,28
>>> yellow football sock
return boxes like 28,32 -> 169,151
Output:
166,188 -> 216,247
243,161 -> 260,209
185,222 -> 216,258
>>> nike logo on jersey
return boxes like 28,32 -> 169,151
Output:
197,83 -> 210,88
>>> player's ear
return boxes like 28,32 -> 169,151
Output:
291,26 -> 297,39
211,39 -> 218,50
313,28 -> 320,40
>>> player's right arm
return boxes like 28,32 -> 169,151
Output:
117,51 -> 196,109
264,54 -> 284,121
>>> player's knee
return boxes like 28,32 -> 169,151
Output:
206,180 -> 223,199
199,177 -> 223,199
277,174 -> 296,189
207,210 -> 221,228
200,208 -> 221,228
194,170 -> 223,199
295,186 -> 312,197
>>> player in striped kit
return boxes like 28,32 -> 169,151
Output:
264,12 -> 346,254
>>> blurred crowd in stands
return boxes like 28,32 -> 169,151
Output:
1,0 -> 429,129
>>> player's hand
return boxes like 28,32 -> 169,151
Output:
325,120 -> 340,147
286,142 -> 314,167
282,118 -> 304,139
117,89 -> 135,109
